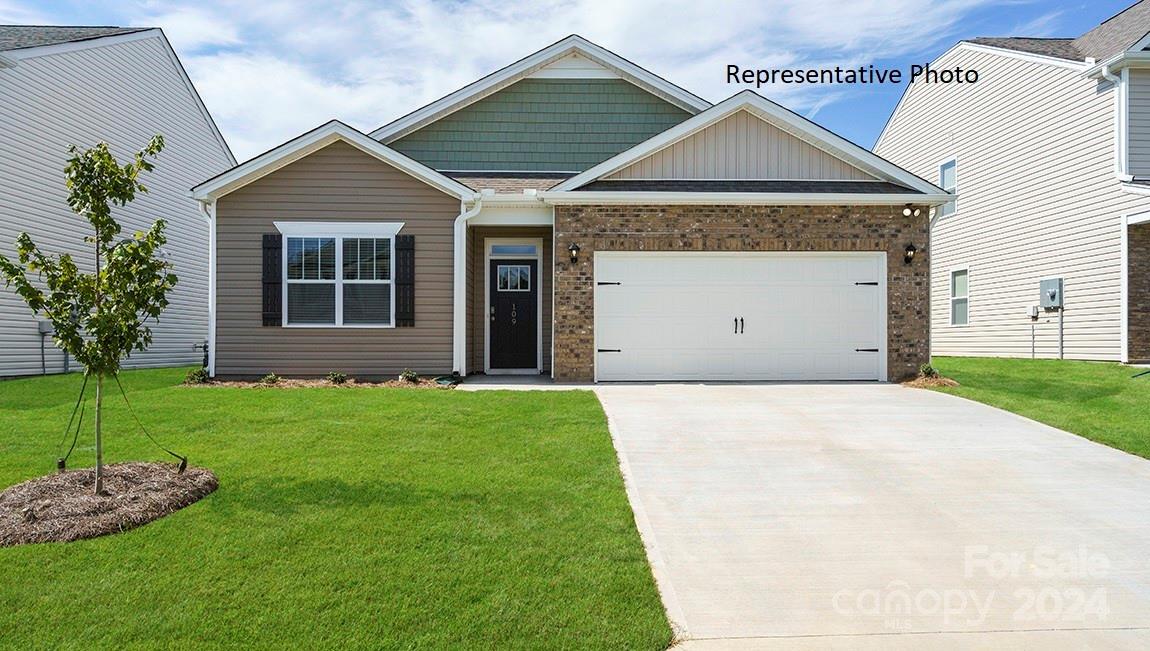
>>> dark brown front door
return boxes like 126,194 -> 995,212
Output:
489,259 -> 538,369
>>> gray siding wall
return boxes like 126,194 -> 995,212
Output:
1128,69 -> 1150,177
215,141 -> 460,377
388,79 -> 692,172
876,46 -> 1150,361
466,226 -> 553,374
607,109 -> 874,180
0,35 -> 233,377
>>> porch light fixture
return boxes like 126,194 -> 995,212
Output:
902,204 -> 922,218
567,242 -> 581,264
904,244 -> 917,265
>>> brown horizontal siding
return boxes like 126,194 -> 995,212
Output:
215,141 -> 460,378
466,226 -> 553,374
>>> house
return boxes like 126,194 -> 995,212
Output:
192,35 -> 950,383
875,1 -> 1150,363
0,25 -> 235,377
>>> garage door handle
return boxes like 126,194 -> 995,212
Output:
740,317 -> 744,334
597,348 -> 621,353
854,281 -> 879,286
855,348 -> 879,352
734,317 -> 738,334
597,281 -> 621,286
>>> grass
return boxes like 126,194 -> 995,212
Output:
0,368 -> 671,650
929,356 -> 1150,459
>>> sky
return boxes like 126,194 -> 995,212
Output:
1,0 -> 1139,161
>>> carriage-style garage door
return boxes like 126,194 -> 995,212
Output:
594,252 -> 886,381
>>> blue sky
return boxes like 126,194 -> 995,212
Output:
1,0 -> 1138,160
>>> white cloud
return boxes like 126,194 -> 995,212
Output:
14,0 -> 1006,159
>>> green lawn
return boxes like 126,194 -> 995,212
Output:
0,368 -> 671,650
930,357 -> 1150,459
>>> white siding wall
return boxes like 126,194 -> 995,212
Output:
876,46 -> 1150,361
0,35 -> 233,377
607,109 -> 875,180
1128,69 -> 1150,177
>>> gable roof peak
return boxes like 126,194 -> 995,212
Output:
368,35 -> 710,143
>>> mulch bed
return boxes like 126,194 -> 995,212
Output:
0,462 -> 218,547
189,378 -> 452,389
903,375 -> 960,388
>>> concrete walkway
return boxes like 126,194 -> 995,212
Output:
594,384 -> 1150,649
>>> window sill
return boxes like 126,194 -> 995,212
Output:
282,324 -> 396,329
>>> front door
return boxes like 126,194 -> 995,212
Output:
489,259 -> 538,370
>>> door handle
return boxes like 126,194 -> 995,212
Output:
734,317 -> 738,334
740,317 -> 744,334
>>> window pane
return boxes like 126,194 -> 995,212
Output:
491,244 -> 537,256
516,266 -> 529,290
357,238 -> 372,280
343,284 -> 391,324
939,201 -> 955,217
319,238 -> 335,280
287,238 -> 303,280
343,238 -> 359,280
375,239 -> 391,280
287,284 -> 335,324
952,298 -> 968,325
951,269 -> 968,297
498,266 -> 509,290
940,160 -> 956,191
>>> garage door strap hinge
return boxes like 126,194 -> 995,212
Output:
597,281 -> 622,286
854,281 -> 879,286
855,348 -> 879,352
597,348 -> 622,353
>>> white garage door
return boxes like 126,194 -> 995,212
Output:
594,252 -> 886,381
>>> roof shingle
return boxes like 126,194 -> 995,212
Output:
965,0 -> 1150,63
0,25 -> 150,52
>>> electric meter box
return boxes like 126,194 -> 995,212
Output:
1040,277 -> 1063,309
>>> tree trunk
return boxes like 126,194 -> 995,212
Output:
94,373 -> 104,495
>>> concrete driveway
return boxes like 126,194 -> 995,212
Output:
595,384 -> 1150,649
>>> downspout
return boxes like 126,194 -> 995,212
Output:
452,192 -> 485,375
197,199 -> 217,377
1102,65 -> 1133,182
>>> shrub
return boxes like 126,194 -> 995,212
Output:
327,371 -> 348,385
259,373 -> 279,386
399,368 -> 419,383
919,363 -> 938,378
184,368 -> 209,385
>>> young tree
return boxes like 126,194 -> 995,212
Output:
0,136 -> 176,494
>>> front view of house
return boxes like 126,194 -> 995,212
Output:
192,36 -> 951,383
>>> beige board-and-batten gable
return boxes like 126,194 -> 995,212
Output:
604,108 -> 877,181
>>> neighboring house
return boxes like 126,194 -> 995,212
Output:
192,35 -> 950,383
876,1 -> 1150,363
0,26 -> 235,377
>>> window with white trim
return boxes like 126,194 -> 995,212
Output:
285,235 -> 393,326
939,159 -> 957,217
950,268 -> 968,326
497,264 -> 531,291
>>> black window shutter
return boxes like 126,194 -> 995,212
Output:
395,235 -> 415,327
262,233 -> 282,326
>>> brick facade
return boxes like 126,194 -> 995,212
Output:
1129,223 -> 1150,362
552,204 -> 931,382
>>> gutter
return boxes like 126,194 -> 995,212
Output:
1100,64 -> 1134,182
452,192 -> 485,375
539,191 -> 953,206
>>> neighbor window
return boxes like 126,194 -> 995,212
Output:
950,268 -> 968,326
285,235 -> 393,326
939,159 -> 957,217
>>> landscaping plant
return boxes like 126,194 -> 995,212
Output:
326,371 -> 348,385
0,136 -> 175,494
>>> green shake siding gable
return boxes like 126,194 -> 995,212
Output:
389,79 -> 693,172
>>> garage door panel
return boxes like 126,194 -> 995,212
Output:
595,253 -> 885,381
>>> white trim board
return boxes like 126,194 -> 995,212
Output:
552,90 -> 947,197
369,35 -> 711,143
192,120 -> 475,202
540,191 -> 951,206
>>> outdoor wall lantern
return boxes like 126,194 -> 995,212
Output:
568,242 -> 581,264
902,204 -> 922,218
904,244 -> 918,265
